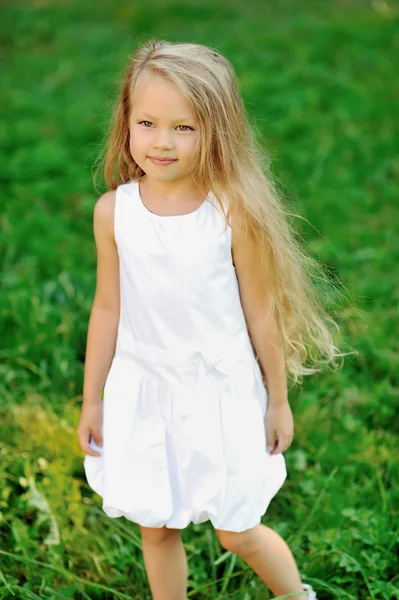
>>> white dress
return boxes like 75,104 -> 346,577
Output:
84,178 -> 287,533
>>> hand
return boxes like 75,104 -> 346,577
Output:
76,401 -> 103,457
264,399 -> 294,455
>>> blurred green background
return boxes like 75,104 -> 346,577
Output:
1,0 -> 398,598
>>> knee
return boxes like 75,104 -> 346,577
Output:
140,525 -> 181,546
215,525 -> 260,557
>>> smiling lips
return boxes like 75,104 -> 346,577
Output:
148,156 -> 177,165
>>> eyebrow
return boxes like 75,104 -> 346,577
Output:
137,111 -> 194,123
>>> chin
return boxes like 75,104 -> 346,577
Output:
149,170 -> 182,181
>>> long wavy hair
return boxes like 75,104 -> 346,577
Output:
94,38 -> 353,386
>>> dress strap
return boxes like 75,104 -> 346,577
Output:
114,181 -> 140,245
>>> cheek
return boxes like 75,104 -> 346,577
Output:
180,136 -> 200,159
129,131 -> 148,160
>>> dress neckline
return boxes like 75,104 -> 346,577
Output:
134,178 -> 211,219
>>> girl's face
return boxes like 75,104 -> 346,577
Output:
129,71 -> 200,183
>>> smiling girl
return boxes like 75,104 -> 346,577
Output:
77,39 -> 345,600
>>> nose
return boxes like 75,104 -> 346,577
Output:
153,129 -> 174,150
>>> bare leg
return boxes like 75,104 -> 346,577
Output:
140,525 -> 188,600
215,524 -> 307,600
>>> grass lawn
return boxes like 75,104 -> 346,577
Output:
0,0 -> 398,598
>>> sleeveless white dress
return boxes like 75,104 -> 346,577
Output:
84,178 -> 287,533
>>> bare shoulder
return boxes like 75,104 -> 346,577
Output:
94,189 -> 116,222
93,189 -> 117,242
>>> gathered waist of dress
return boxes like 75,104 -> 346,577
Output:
112,322 -> 258,387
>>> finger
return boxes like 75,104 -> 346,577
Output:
271,435 -> 289,455
80,437 -> 102,457
83,445 -> 102,457
276,430 -> 294,450
270,440 -> 281,454
91,430 -> 103,447
78,432 -> 102,457
267,436 -> 277,454
266,427 -> 277,453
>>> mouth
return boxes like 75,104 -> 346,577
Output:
148,156 -> 178,165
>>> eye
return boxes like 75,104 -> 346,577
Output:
137,121 -> 194,131
176,125 -> 194,132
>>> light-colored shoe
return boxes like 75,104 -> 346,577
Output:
302,583 -> 317,599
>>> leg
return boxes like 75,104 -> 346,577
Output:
139,525 -> 188,600
215,524 -> 307,600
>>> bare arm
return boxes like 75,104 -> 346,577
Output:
231,213 -> 288,407
82,190 -> 120,406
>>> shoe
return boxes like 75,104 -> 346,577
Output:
302,583 -> 317,599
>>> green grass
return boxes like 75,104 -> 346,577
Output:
1,0 -> 398,598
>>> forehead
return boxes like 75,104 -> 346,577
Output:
131,71 -> 196,120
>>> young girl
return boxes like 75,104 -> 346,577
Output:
77,40 -> 343,600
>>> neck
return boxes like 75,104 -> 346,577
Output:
139,174 -> 206,203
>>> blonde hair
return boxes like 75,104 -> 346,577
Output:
94,39 -> 354,386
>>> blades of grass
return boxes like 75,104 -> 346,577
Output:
332,550 -> 376,600
74,507 -> 145,575
0,570 -> 15,595
306,575 -> 357,600
206,528 -> 217,597
302,550 -> 369,599
213,550 -> 231,566
270,592 -> 310,599
92,506 -> 143,548
289,466 -> 338,551
375,467 -> 388,513
220,552 -> 236,595
43,585 -> 89,599
0,586 -> 43,600
90,551 -> 106,580
0,550 -> 131,600
187,567 -> 248,597
9,356 -> 43,377
385,527 -> 399,553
